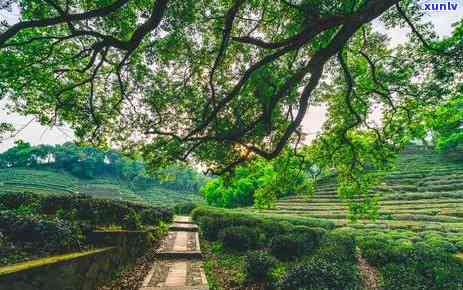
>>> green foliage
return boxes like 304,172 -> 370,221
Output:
290,226 -> 327,251
277,228 -> 360,290
0,191 -> 40,209
0,191 -> 172,266
140,208 -> 162,226
174,202 -> 198,215
428,94 -> 463,152
198,216 -> 224,241
358,230 -> 463,289
244,250 -> 277,283
0,210 -> 84,252
358,234 -> 414,265
278,255 -> 361,290
192,206 -> 335,232
269,235 -> 303,261
0,0 -> 447,182
321,228 -> 358,262
201,151 -> 314,209
0,0 -> 462,218
0,192 -> 173,228
121,209 -> 143,231
0,122 -> 14,143
0,142 -> 207,193
218,226 -> 259,251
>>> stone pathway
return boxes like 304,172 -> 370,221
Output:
140,216 -> 209,290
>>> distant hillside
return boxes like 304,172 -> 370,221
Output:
248,146 -> 463,232
0,168 -> 204,206
0,142 -> 207,206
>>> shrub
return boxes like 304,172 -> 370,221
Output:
245,250 -> 277,283
218,226 -> 259,251
78,198 -> 140,225
417,236 -> 458,256
290,226 -> 326,249
174,202 -> 197,215
380,257 -> 463,290
140,208 -> 161,226
259,220 -> 292,238
39,193 -> 90,215
455,240 -> 463,251
191,207 -> 335,230
198,216 -> 225,241
319,228 -> 357,262
278,256 -> 361,290
40,194 -> 173,227
380,262 -> 422,290
121,209 -> 143,230
156,207 -> 174,222
359,235 -> 414,266
227,213 -> 260,228
270,234 -> 304,261
0,192 -> 40,209
0,210 -> 83,251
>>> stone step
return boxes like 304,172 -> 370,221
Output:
140,259 -> 208,290
174,216 -> 193,224
157,231 -> 202,259
170,223 -> 198,232
141,217 -> 208,290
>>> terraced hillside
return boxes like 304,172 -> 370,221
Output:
249,147 -> 463,233
0,168 -> 204,206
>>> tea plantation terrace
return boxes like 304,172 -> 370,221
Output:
247,148 -> 463,233
0,169 -> 203,206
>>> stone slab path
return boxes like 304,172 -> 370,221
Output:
140,216 -> 208,290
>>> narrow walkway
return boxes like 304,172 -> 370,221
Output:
140,216 -> 209,290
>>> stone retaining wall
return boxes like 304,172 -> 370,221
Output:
0,229 -> 159,290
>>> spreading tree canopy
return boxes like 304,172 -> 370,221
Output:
0,0 -> 462,180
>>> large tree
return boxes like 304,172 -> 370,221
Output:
0,0 -> 461,180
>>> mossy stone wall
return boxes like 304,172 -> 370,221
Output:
0,229 -> 157,290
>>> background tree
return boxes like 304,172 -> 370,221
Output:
202,149 -> 314,209
0,0 -> 462,213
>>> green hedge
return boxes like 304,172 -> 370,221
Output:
277,228 -> 360,290
218,226 -> 260,251
358,232 -> 463,289
0,192 -> 173,228
0,211 -> 83,252
193,207 -> 329,257
192,207 -> 335,229
244,250 -> 277,284
174,202 -> 198,215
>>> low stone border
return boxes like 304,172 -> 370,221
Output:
0,247 -> 120,290
0,229 -> 163,290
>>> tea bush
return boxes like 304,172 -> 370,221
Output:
359,232 -> 463,289
0,192 -> 173,228
121,209 -> 143,230
245,250 -> 277,283
198,216 -> 225,241
278,256 -> 360,290
0,192 -> 40,209
270,234 -> 303,261
0,210 -> 83,251
218,226 -> 259,251
290,226 -> 326,250
174,202 -> 197,215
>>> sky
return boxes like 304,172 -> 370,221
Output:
1,2 -> 463,151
